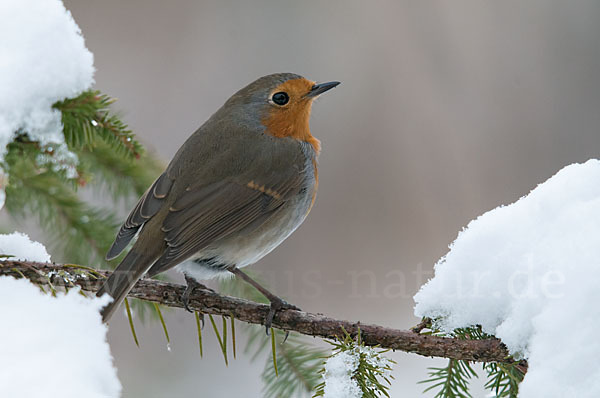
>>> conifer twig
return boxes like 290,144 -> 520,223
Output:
0,260 -> 525,366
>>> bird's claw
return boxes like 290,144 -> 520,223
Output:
181,275 -> 214,313
182,291 -> 194,313
264,298 -> 300,334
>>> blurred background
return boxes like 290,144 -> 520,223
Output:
16,0 -> 600,396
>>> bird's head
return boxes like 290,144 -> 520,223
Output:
223,73 -> 340,153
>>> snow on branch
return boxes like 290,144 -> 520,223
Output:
0,271 -> 120,397
0,260 -> 523,366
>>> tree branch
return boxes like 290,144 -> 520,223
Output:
0,260 -> 524,366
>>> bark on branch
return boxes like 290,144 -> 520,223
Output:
0,260 -> 525,367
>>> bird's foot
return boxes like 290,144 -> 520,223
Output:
265,297 -> 301,334
182,274 -> 214,313
225,265 -> 300,334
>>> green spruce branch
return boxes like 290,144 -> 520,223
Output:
2,90 -> 163,325
220,274 -> 328,397
418,323 -> 524,398
420,359 -> 478,398
262,330 -> 325,398
313,329 -> 395,398
483,362 -> 524,398
3,139 -> 118,265
54,90 -> 143,159
2,90 -> 161,267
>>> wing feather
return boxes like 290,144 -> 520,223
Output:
146,179 -> 296,276
106,173 -> 174,260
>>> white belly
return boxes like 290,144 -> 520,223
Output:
177,192 -> 312,281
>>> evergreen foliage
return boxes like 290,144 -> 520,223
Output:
313,329 -> 395,398
420,359 -> 478,398
483,362 -> 524,398
2,90 -> 163,325
2,90 -> 162,266
55,91 -> 143,159
220,274 -> 327,397
418,322 -> 524,398
262,331 -> 325,397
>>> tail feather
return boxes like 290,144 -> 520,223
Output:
97,249 -> 156,322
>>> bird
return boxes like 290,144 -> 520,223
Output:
97,73 -> 340,329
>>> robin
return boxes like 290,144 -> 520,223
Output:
97,73 -> 340,329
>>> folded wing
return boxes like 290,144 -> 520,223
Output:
105,172 -> 174,260
146,173 -> 304,276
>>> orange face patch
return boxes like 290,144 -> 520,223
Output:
261,78 -> 321,153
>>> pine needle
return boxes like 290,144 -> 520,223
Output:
313,329 -> 395,398
153,303 -> 170,344
124,298 -> 139,347
45,273 -> 57,297
12,267 -> 47,293
62,263 -> 103,278
195,311 -> 203,358
419,325 -> 522,398
483,362 -> 524,397
11,267 -> 27,280
419,358 -> 477,397
222,316 -> 228,363
209,314 -> 228,366
220,277 -> 326,397
230,312 -> 236,359
271,328 -> 278,377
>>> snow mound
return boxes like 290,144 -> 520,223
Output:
0,276 -> 121,397
0,232 -> 51,262
322,351 -> 361,398
414,159 -> 600,397
321,345 -> 393,398
0,0 -> 94,161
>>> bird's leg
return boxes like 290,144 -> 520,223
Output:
227,265 -> 300,333
182,274 -> 214,314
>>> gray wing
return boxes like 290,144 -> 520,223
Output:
146,172 -> 304,276
106,172 -> 174,260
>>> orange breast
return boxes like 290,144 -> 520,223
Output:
261,78 -> 321,154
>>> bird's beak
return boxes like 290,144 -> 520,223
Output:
305,81 -> 341,98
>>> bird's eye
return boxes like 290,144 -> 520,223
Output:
272,92 -> 289,106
